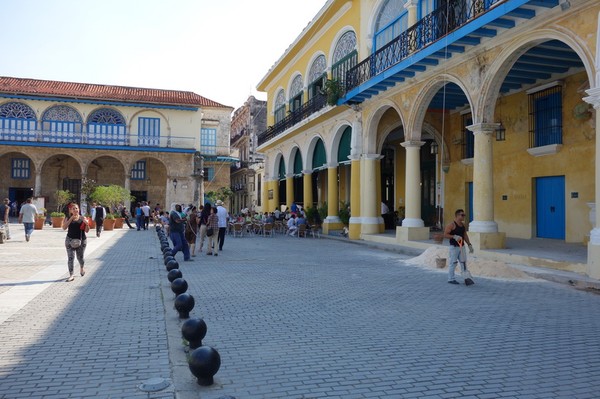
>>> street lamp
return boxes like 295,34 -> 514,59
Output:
173,178 -> 178,191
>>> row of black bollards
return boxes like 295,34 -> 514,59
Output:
156,225 -> 221,387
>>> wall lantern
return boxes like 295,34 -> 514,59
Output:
173,178 -> 178,190
146,177 -> 151,185
430,141 -> 439,155
495,123 -> 506,141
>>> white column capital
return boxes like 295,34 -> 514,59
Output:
363,153 -> 383,161
584,87 -> 600,109
301,169 -> 312,175
285,173 -> 294,179
327,162 -> 339,169
466,123 -> 499,135
401,140 -> 425,149
590,228 -> 600,245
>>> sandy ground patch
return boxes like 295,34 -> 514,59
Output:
405,246 -> 535,281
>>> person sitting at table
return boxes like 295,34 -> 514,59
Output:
287,214 -> 298,237
265,213 -> 275,224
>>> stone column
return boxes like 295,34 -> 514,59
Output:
124,175 -> 131,211
303,170 -> 313,210
34,167 -> 42,197
324,164 -> 341,232
273,179 -> 280,213
467,123 -> 505,250
405,0 -> 419,27
397,141 -> 429,241
360,154 -> 381,234
286,173 -> 294,211
584,86 -> 600,278
348,155 -> 361,239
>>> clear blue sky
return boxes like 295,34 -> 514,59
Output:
0,0 -> 326,110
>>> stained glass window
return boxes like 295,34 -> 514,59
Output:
274,90 -> 286,123
374,0 -> 408,51
0,102 -> 37,141
41,105 -> 83,143
333,32 -> 357,64
308,55 -> 327,99
87,108 -> 126,145
290,75 -> 304,112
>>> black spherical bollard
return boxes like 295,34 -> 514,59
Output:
162,247 -> 172,255
181,318 -> 207,349
188,346 -> 221,386
171,278 -> 188,296
167,268 -> 183,282
166,259 -> 179,272
164,255 -> 175,265
174,293 -> 195,318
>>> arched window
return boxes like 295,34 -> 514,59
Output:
332,31 -> 358,89
312,139 -> 327,170
374,0 -> 408,52
0,102 -> 37,141
278,157 -> 286,180
308,55 -> 327,99
41,105 -> 83,144
337,126 -> 352,164
289,75 -> 304,113
87,108 -> 126,146
274,90 -> 286,124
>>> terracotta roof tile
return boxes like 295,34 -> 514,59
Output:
0,76 -> 231,109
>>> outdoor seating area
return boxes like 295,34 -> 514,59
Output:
227,220 -> 321,238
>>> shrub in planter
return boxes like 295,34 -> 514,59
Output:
50,212 -> 65,228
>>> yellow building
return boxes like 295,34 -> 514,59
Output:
256,0 -> 600,278
0,77 -> 233,213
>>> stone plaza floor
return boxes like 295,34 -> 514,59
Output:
1,223 -> 599,398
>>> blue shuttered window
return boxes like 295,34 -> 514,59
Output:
462,113 -> 474,159
138,117 -> 160,147
11,158 -> 30,179
529,86 -> 563,147
131,160 -> 146,180
0,102 -> 37,141
201,128 -> 217,155
203,167 -> 215,182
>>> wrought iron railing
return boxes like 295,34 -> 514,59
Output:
346,0 -> 503,94
258,92 -> 327,146
0,128 -> 197,149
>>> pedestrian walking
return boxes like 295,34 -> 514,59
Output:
91,202 -> 106,237
1,198 -> 11,240
197,203 -> 211,254
216,199 -> 228,252
184,206 -> 198,256
206,206 -> 218,256
169,204 -> 191,261
142,202 -> 151,230
444,208 -> 474,285
120,206 -> 134,229
18,198 -> 38,242
62,203 -> 89,282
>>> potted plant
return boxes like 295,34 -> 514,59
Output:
113,213 -> 124,228
34,208 -> 46,230
103,213 -> 116,231
50,211 -> 65,228
338,201 -> 350,226
89,185 -> 132,217
324,79 -> 342,106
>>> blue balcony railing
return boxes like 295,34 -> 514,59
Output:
346,0 -> 504,94
0,127 -> 197,149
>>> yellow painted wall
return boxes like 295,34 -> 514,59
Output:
444,72 -> 595,243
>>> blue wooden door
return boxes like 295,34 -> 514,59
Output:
535,176 -> 565,239
468,182 -> 473,223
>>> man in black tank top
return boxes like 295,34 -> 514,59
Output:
444,209 -> 474,285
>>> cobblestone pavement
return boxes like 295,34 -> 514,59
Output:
1,223 -> 600,399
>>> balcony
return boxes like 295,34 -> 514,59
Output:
0,127 -> 197,151
343,0 -> 559,103
257,92 -> 327,146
